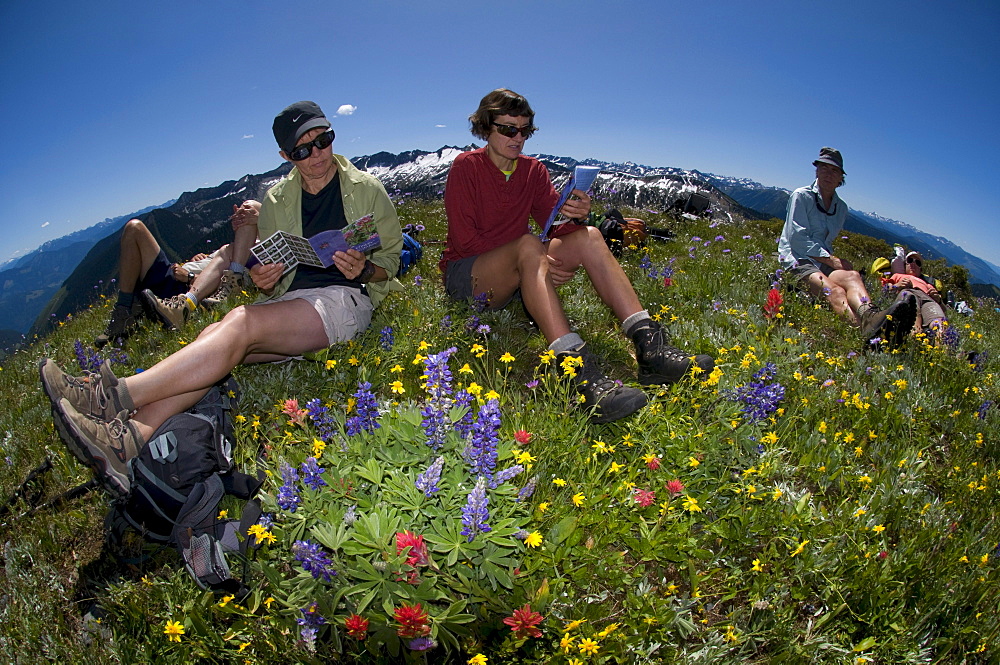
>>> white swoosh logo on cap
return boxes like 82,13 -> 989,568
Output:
293,114 -> 304,122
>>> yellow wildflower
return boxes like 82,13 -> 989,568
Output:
553,477 -> 567,486
390,380 -> 405,394
164,620 -> 185,642
499,352 -> 515,363
524,531 -> 543,548
572,493 -> 586,507
578,638 -> 600,655
468,655 -> 488,665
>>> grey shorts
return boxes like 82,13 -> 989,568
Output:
269,285 -> 372,345
788,261 -> 834,283
444,256 -> 516,309
908,288 -> 946,323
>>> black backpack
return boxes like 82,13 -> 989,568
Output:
599,209 -> 627,257
107,375 -> 263,595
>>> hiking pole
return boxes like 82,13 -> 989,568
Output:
0,457 -> 53,520
14,479 -> 101,522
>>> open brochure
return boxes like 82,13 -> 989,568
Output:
251,213 -> 380,275
538,165 -> 601,240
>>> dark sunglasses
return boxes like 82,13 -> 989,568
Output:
492,122 -> 536,139
907,256 -> 922,266
287,129 -> 335,161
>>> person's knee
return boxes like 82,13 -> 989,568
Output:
824,284 -> 847,302
514,234 -> 547,266
122,219 -> 147,238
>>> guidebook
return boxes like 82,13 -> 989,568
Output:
251,213 -> 380,274
538,165 -> 602,240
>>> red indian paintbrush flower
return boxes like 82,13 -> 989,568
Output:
502,603 -> 544,639
345,613 -> 369,639
395,530 -> 430,567
665,479 -> 685,497
394,602 -> 431,639
763,288 -> 783,319
634,488 -> 656,507
646,456 -> 661,471
514,429 -> 532,444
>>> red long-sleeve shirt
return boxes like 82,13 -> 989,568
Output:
440,147 -> 581,276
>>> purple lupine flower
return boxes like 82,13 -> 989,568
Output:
460,476 -> 491,542
277,462 -> 301,512
940,325 -> 960,350
257,513 -> 274,529
513,529 -> 530,541
421,347 -> 458,449
969,350 -> 989,372
471,291 -> 491,312
300,457 -> 327,490
439,315 -> 451,332
306,398 -> 336,442
464,315 -> 481,332
414,275 -> 423,286
516,475 -> 539,502
728,364 -> 785,423
415,456 -> 445,497
490,464 -> 524,489
343,504 -> 358,526
380,326 -> 395,351
346,382 -> 380,436
292,540 -> 337,581
408,637 -> 437,651
453,389 -> 476,440
297,602 -> 327,648
73,340 -> 102,372
464,399 -> 501,479
977,401 -> 993,420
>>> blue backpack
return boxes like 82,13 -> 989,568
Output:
397,232 -> 423,277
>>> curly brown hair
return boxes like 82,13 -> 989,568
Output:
468,88 -> 536,141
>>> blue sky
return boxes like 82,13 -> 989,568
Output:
2,1 -> 998,267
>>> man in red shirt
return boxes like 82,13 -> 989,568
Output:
442,89 -> 714,423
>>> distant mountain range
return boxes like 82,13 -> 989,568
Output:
3,146 -> 998,354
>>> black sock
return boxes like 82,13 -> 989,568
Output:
116,291 -> 135,308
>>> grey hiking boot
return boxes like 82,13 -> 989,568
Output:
39,358 -> 133,422
557,346 -> 648,424
95,304 -> 138,348
201,269 -> 236,309
143,289 -> 192,330
53,398 -> 141,497
861,292 -> 917,350
629,319 -> 715,385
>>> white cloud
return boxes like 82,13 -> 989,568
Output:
337,104 -> 357,116
41,221 -> 49,228
435,124 -> 446,128
242,134 -> 254,140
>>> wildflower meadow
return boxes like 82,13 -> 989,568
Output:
0,199 -> 998,664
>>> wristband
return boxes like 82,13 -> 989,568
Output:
358,260 -> 376,284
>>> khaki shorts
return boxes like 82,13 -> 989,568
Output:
269,285 -> 372,345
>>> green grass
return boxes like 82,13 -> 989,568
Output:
0,200 -> 998,664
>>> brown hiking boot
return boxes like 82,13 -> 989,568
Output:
860,292 -> 918,350
557,346 -> 647,424
39,358 -> 132,422
143,289 -> 192,330
95,304 -> 138,348
53,398 -> 141,497
629,319 -> 715,385
201,269 -> 236,309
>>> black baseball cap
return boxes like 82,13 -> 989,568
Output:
272,101 -> 332,154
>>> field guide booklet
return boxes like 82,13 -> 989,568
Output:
251,213 -> 380,275
538,165 -> 602,240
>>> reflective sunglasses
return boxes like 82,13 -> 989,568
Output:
287,129 -> 335,161
907,256 -> 922,266
492,122 -> 536,139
